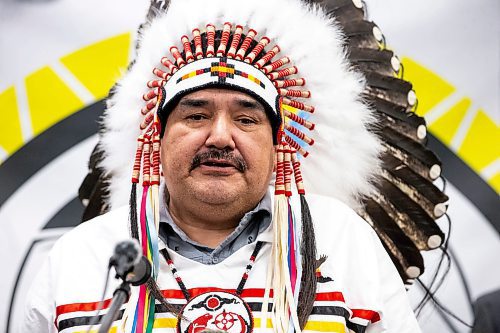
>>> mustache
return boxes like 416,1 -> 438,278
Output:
190,149 -> 247,172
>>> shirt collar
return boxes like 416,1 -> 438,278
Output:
159,184 -> 273,246
255,187 -> 275,243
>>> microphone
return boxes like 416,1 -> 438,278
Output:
109,239 -> 151,285
127,256 -> 152,286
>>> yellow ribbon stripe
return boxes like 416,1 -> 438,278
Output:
211,66 -> 235,74
304,321 -> 348,332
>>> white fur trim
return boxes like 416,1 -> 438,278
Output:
99,0 -> 381,210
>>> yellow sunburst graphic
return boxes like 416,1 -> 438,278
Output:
0,32 -> 131,159
402,58 -> 499,193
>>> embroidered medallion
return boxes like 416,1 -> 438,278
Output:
177,291 -> 253,333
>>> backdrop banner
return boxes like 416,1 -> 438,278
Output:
0,0 -> 498,332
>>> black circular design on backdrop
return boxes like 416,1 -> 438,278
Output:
44,197 -> 85,229
426,136 -> 499,233
0,100 -> 105,210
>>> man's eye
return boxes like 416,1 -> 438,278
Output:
187,114 -> 206,121
238,118 -> 257,125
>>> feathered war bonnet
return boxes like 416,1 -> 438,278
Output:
94,0 -> 447,331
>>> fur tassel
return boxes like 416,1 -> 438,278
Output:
297,194 -> 317,329
129,183 -> 140,240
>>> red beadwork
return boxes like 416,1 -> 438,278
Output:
283,146 -> 292,197
192,29 -> 203,59
285,123 -> 314,145
282,97 -> 315,113
160,57 -> 178,74
285,135 -> 308,157
140,111 -> 155,129
181,35 -> 194,63
217,22 -> 232,56
275,144 -> 286,195
132,136 -> 145,183
236,29 -> 257,60
284,110 -> 315,130
142,138 -> 151,186
291,152 -> 305,194
206,24 -> 216,57
273,78 -> 306,88
142,88 -> 159,101
267,66 -> 298,80
244,36 -> 270,63
277,88 -> 311,98
147,80 -> 165,88
291,153 -> 303,183
255,45 -> 280,69
153,68 -> 169,80
141,98 -> 158,115
227,25 -> 243,58
262,56 -> 290,74
151,135 -> 161,185
170,46 -> 186,67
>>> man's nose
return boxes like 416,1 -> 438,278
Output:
205,114 -> 236,149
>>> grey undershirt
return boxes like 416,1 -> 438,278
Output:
158,191 -> 272,265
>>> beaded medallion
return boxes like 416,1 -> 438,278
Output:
177,291 -> 253,333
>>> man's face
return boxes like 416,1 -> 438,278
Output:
160,88 -> 275,210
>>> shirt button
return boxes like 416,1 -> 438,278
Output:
212,257 -> 219,264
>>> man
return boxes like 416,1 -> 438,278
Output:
22,0 -> 423,332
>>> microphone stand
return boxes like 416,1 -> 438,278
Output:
97,280 -> 131,333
